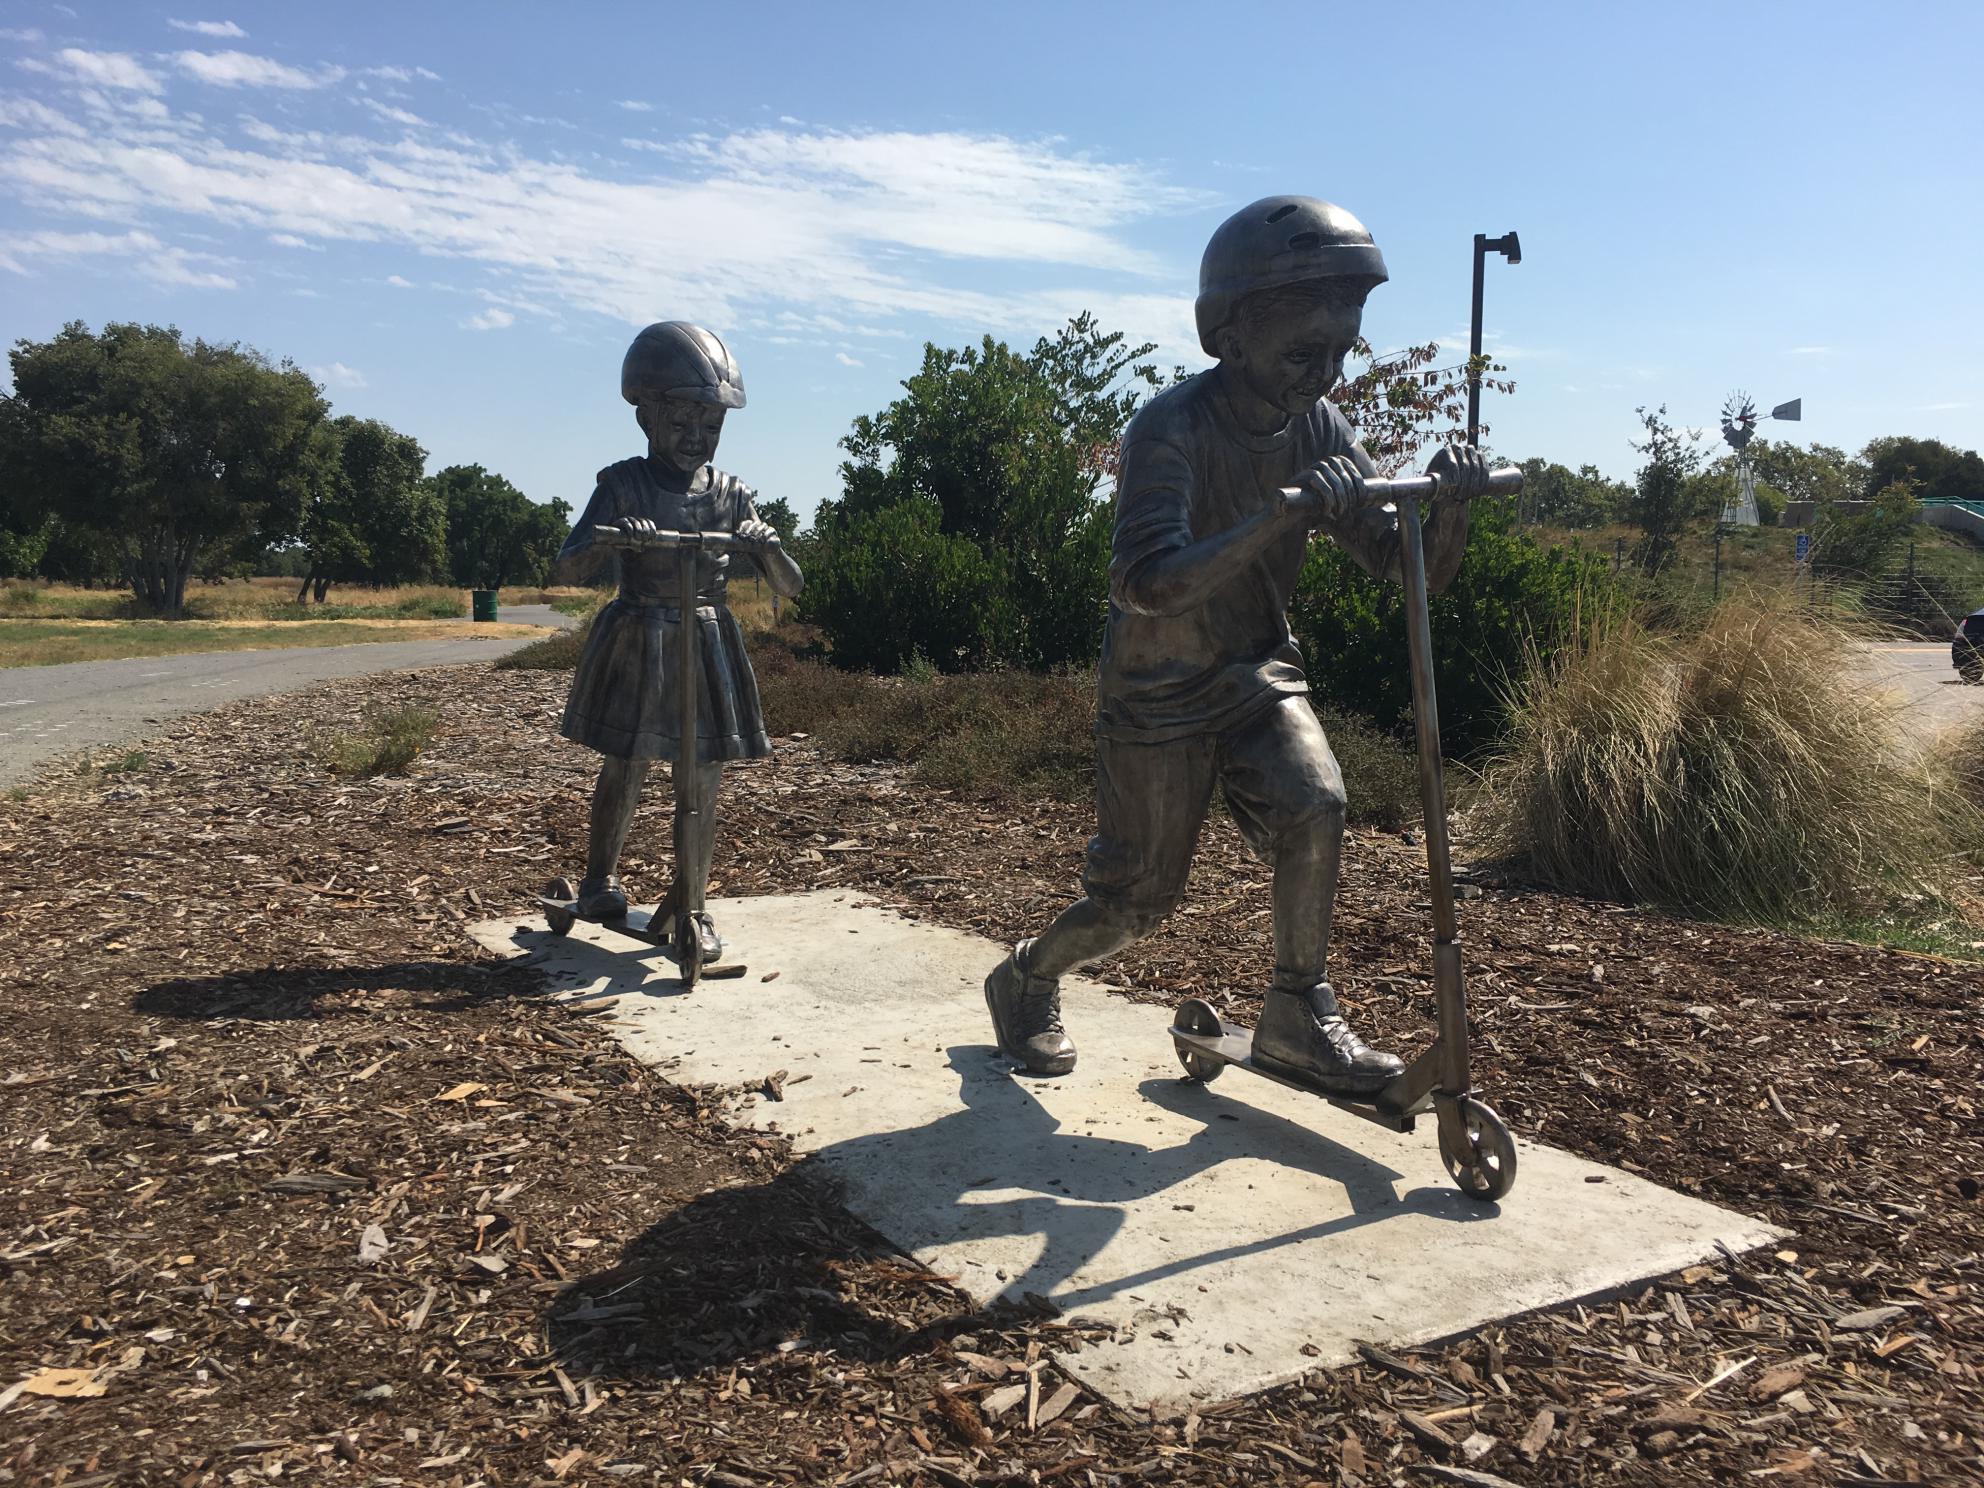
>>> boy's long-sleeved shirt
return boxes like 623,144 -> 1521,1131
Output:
1098,373 -> 1467,743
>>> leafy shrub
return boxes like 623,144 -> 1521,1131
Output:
1289,497 -> 1617,758
1473,598 -> 1978,922
799,500 -> 1016,673
319,705 -> 440,777
801,316 -> 1144,674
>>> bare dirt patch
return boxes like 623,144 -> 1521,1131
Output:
1,663 -> 1978,1486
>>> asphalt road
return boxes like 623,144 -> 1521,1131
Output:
0,604 -> 576,788
1860,639 -> 1978,745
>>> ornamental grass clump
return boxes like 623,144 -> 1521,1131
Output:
1475,597 -> 1978,923
319,705 -> 440,778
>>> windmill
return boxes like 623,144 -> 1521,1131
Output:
1717,391 -> 1801,525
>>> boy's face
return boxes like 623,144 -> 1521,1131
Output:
1223,299 -> 1363,416
647,398 -> 726,476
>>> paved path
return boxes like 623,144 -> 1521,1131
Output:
1861,639 -> 1980,744
0,605 -> 571,788
472,894 -> 1780,1410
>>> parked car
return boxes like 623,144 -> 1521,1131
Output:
1954,609 -> 1984,683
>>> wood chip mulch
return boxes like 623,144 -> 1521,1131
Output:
1,662 -> 1979,1488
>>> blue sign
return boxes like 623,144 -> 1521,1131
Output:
1796,532 -> 1811,563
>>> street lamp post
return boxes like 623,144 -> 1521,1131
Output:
1468,231 -> 1521,451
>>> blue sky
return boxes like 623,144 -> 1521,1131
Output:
2,1 -> 1979,521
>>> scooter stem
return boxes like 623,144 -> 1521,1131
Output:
673,542 -> 705,920
1394,493 -> 1470,1097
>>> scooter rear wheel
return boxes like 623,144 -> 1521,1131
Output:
1440,1095 -> 1517,1201
1173,997 -> 1225,1082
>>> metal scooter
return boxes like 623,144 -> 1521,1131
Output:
539,524 -> 761,990
1168,467 -> 1525,1202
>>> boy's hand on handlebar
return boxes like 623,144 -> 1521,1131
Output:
736,517 -> 781,552
1427,444 -> 1490,503
596,518 -> 661,547
1280,455 -> 1366,530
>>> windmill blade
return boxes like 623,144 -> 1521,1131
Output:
1770,398 -> 1802,421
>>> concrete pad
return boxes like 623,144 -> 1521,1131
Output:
470,892 -> 1784,1410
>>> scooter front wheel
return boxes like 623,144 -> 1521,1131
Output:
1439,1095 -> 1517,1202
674,910 -> 703,988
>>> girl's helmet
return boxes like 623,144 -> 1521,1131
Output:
1194,197 -> 1389,357
620,322 -> 746,409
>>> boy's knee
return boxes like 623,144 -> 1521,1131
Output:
1111,896 -> 1180,940
1080,874 -> 1185,942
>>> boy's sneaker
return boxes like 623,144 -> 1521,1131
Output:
984,940 -> 1077,1075
1253,981 -> 1403,1095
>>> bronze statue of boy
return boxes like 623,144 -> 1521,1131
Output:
985,196 -> 1489,1088
553,322 -> 803,959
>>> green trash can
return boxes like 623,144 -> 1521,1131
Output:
471,589 -> 500,622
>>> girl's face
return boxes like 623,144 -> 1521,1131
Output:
648,398 -> 726,476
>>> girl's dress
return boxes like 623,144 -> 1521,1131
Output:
556,456 -> 772,763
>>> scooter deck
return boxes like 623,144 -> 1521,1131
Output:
1169,1017 -> 1434,1133
535,896 -> 748,979
536,895 -> 669,945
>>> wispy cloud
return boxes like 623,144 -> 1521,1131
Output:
172,50 -> 344,89
310,361 -> 366,388
1785,345 -> 1833,357
268,232 -> 318,249
0,27 -> 46,43
834,351 -> 863,367
361,98 -> 426,127
168,19 -> 246,38
0,227 -> 235,288
385,273 -> 414,288
1922,401 -> 1968,412
20,48 -> 164,94
0,64 -> 1211,358
466,308 -> 514,331
617,100 -> 653,112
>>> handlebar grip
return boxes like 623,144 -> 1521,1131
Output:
591,524 -> 764,553
1278,465 -> 1525,509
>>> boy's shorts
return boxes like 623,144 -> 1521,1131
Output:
1081,695 -> 1346,921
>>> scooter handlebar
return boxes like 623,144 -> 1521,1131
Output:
1277,465 -> 1525,509
591,524 -> 770,554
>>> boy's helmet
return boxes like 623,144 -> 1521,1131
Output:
1194,196 -> 1389,356
621,321 -> 746,409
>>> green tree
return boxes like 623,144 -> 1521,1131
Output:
1628,405 -> 1703,575
295,416 -> 439,601
431,464 -> 570,590
807,314 -> 1156,671
1861,435 -> 1984,505
1747,439 -> 1863,510
1290,497 -> 1615,757
0,475 -> 52,578
1813,479 -> 1918,579
0,321 -> 326,614
1517,458 -> 1631,528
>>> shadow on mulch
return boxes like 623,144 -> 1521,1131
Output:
133,958 -> 544,1020
550,1046 -> 1494,1384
